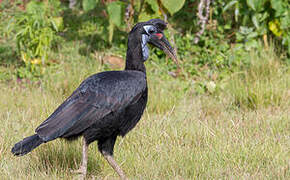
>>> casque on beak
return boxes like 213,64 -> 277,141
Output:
148,33 -> 178,65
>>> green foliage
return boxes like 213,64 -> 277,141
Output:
83,0 -> 98,12
0,0 -> 289,81
107,1 -> 126,43
105,0 -> 186,42
107,2 -> 124,27
223,0 -> 290,54
14,0 -> 63,66
160,0 -> 185,15
146,0 -> 159,13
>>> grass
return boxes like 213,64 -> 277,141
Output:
226,48 -> 289,109
0,43 -> 289,179
1,2 -> 289,179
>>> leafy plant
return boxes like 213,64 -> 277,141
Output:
160,0 -> 186,15
223,0 -> 290,54
83,0 -> 98,12
15,0 -> 64,66
1,0 -> 289,81
81,0 -> 186,43
107,1 -> 126,43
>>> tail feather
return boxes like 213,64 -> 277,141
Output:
11,134 -> 43,156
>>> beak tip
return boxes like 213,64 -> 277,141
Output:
169,51 -> 178,65
172,50 -> 178,63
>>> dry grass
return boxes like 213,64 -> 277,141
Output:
227,48 -> 289,109
0,48 -> 289,179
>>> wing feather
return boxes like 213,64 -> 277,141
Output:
35,71 -> 146,142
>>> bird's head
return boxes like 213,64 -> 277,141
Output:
129,19 -> 177,63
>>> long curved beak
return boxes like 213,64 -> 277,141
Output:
149,33 -> 178,65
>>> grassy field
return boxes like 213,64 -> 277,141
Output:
0,44 -> 289,179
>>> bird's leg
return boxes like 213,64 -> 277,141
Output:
98,136 -> 127,180
72,137 -> 88,179
101,150 -> 128,180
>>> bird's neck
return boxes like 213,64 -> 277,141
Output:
125,35 -> 146,73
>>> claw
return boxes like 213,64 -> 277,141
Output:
71,167 -> 87,180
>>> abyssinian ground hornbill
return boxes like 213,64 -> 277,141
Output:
11,19 -> 177,179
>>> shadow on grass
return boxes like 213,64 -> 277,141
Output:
0,44 -> 19,66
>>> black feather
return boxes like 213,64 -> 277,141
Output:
148,19 -> 167,30
35,71 -> 146,142
11,134 -> 43,156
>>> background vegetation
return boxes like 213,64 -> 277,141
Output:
0,0 -> 289,179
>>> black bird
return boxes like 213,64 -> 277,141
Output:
11,19 -> 177,179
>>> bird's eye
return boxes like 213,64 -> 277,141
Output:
143,25 -> 156,35
148,29 -> 155,34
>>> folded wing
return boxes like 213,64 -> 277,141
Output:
35,71 -> 146,142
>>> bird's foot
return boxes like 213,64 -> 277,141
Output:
71,166 -> 87,179
71,168 -> 84,174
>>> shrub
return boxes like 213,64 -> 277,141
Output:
15,0 -> 63,66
